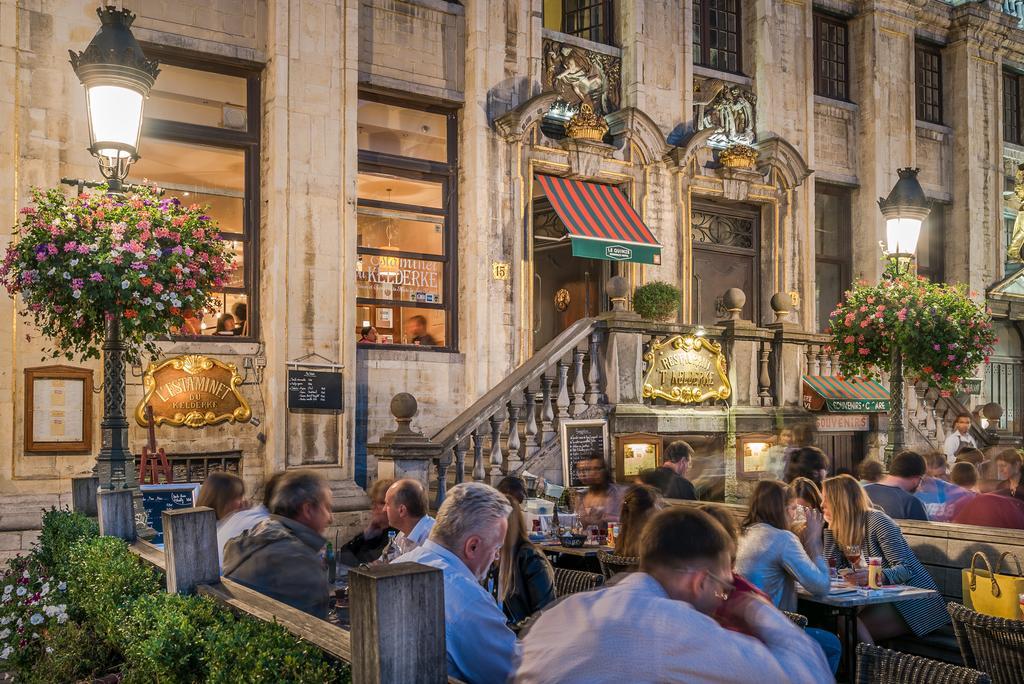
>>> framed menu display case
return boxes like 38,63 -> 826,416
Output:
24,366 -> 93,453
615,433 -> 662,480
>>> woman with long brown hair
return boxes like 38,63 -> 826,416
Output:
614,485 -> 663,559
821,474 -> 947,642
496,493 -> 555,625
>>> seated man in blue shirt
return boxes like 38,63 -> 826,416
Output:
396,482 -> 517,684
864,450 -> 929,521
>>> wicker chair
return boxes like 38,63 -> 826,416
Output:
782,611 -> 808,629
855,643 -> 990,684
948,602 -> 1024,684
597,550 -> 638,579
553,567 -> 604,598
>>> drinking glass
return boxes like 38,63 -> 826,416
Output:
842,544 -> 863,569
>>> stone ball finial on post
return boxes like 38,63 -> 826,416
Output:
391,392 -> 419,436
606,275 -> 630,312
982,402 -> 1003,422
770,292 -> 794,324
722,287 -> 746,321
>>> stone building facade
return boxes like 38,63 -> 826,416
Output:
2,0 -> 1024,558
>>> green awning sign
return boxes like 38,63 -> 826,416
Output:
570,237 -> 662,265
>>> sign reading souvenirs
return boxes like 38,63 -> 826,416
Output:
140,483 -> 200,547
136,355 -> 252,428
641,335 -> 731,404
287,369 -> 343,412
802,375 -> 891,414
560,419 -> 609,488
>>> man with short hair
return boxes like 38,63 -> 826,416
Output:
915,452 -> 973,522
397,483 -> 518,684
223,470 -> 333,618
864,451 -> 929,520
648,440 -> 697,500
384,478 -> 435,556
857,458 -> 884,484
338,478 -> 395,566
358,325 -> 378,344
943,413 -> 977,465
514,507 -> 830,683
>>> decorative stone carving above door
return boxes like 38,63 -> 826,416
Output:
542,38 -> 621,118
695,80 -> 757,147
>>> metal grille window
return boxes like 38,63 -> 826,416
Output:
915,42 -> 943,124
814,12 -> 849,101
693,0 -> 742,74
562,0 -> 614,46
691,211 -> 754,248
1005,69 -> 1023,145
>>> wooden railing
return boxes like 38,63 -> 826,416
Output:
93,489 -> 450,684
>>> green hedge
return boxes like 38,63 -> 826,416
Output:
632,281 -> 681,321
10,508 -> 350,683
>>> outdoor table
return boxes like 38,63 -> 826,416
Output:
539,542 -> 610,558
797,582 -> 938,682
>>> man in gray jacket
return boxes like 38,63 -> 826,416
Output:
223,469 -> 333,618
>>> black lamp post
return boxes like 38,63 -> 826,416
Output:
878,168 -> 931,466
69,6 -> 159,492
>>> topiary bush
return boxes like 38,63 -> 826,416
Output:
33,507 -> 98,580
22,621 -> 118,684
120,592 -> 225,684
632,281 -> 681,321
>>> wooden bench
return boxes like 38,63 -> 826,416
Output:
666,499 -> 1024,664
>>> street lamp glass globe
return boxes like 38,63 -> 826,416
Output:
85,84 -> 145,160
885,216 -> 922,257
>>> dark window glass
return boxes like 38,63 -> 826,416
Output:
561,0 -> 614,46
357,96 -> 457,350
693,0 -> 741,74
917,207 -> 945,283
814,186 -> 851,332
1005,69 -> 1023,145
138,52 -> 260,339
814,13 -> 849,101
915,42 -> 943,124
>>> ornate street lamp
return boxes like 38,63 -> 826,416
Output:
878,168 -> 931,464
69,5 -> 159,194
69,6 -> 159,493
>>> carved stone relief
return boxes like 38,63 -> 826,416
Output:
694,80 -> 756,146
542,39 -> 621,118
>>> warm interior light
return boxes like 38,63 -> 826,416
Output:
86,84 -> 144,159
885,216 -> 922,257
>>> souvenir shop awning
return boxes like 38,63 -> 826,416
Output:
536,175 -> 662,265
802,375 -> 891,413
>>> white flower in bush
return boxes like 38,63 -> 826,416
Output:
57,581 -> 66,592
0,628 -> 9,639
0,646 -> 11,660
2,585 -> 10,595
29,613 -> 43,626
15,586 -> 26,596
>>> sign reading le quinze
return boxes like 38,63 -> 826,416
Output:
136,354 -> 252,428
642,335 -> 731,404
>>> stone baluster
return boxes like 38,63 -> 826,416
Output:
540,373 -> 555,435
524,387 -> 538,450
434,449 -> 451,508
453,439 -> 467,485
488,412 -> 504,484
818,347 -> 831,376
757,341 -> 772,406
570,348 -> 587,416
472,426 -> 485,482
506,401 -> 522,474
585,331 -> 602,406
806,343 -> 819,376
831,351 -> 841,377
555,360 -> 571,424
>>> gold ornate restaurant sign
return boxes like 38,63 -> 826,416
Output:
642,335 -> 731,404
135,355 -> 252,428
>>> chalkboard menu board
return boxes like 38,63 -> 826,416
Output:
140,483 -> 200,546
287,369 -> 343,411
559,419 -> 609,487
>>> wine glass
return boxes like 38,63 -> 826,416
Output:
842,544 -> 863,569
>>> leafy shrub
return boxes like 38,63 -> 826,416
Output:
65,536 -> 161,644
0,555 -> 70,671
205,614 -> 350,684
120,593 -> 224,684
632,281 -> 681,321
33,506 -> 98,580
22,621 -> 118,684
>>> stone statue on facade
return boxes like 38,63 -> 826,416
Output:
695,80 -> 757,147
542,39 -> 621,117
1007,162 -> 1024,263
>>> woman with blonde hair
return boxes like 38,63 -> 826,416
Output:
821,474 -> 947,643
614,485 -> 663,559
496,494 -> 555,625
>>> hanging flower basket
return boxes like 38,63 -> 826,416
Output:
827,274 -> 996,393
0,185 -> 234,363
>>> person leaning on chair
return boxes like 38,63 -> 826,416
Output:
222,469 -> 333,619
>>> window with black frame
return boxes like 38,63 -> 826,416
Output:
559,0 -> 614,46
916,207 -> 945,283
132,53 -> 260,339
814,185 -> 852,332
814,12 -> 850,101
1005,68 -> 1024,146
356,97 -> 457,350
693,0 -> 742,74
915,42 -> 943,125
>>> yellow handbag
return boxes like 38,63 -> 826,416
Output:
961,551 -> 1024,619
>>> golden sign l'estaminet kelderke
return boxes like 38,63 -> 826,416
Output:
135,354 -> 252,428
641,335 -> 731,404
